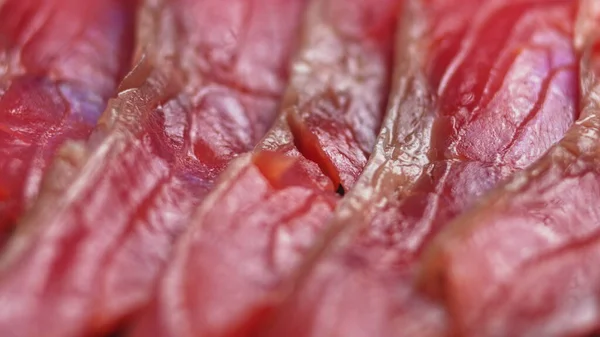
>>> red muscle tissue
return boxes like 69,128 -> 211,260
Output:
0,0 -> 135,246
129,0 -> 398,336
420,1 -> 600,336
0,0 -> 304,336
260,0 -> 578,336
0,0 -> 597,337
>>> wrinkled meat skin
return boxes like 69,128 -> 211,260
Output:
0,0 -> 135,245
261,0 -> 578,337
0,0 -> 304,336
418,2 -> 600,336
128,0 -> 398,336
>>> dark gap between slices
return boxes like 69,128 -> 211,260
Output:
335,184 -> 345,196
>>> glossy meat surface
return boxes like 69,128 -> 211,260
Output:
419,2 -> 600,336
128,0 -> 398,336
0,0 -> 304,336
0,0 -> 135,245
262,0 -> 578,336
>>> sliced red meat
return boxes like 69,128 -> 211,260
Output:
0,0 -> 135,245
0,0 -> 305,336
127,0 -> 398,336
418,2 -> 600,336
260,0 -> 579,336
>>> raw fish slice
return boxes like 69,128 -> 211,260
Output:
262,0 -> 578,336
128,0 -> 398,336
0,0 -> 135,245
0,0 -> 304,336
419,1 -> 600,336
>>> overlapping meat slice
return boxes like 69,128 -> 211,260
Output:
418,1 -> 600,336
0,0 -> 135,245
127,0 -> 398,336
260,0 -> 578,336
0,0 -> 305,336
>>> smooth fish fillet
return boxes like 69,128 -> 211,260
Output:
0,0 -> 135,246
260,0 -> 578,336
418,1 -> 600,336
0,0 -> 305,336
128,0 -> 399,336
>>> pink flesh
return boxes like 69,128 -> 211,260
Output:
261,0 -> 578,336
0,0 -> 135,245
419,2 -> 600,336
128,0 -> 398,336
0,0 -> 305,336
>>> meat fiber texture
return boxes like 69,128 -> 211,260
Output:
419,1 -> 600,336
0,0 -> 135,246
0,0 -> 305,336
128,0 -> 399,336
259,0 -> 579,336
